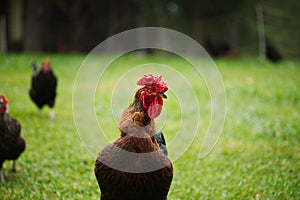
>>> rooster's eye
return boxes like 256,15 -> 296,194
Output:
148,89 -> 152,93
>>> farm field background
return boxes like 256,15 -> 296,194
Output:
0,54 -> 299,199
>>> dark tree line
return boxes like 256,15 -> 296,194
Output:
18,0 -> 249,52
1,0 -> 299,58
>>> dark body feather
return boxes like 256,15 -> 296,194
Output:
29,67 -> 57,109
0,112 -> 25,173
95,95 -> 173,200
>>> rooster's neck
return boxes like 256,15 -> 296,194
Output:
131,97 -> 147,112
129,97 -> 151,125
119,97 -> 156,138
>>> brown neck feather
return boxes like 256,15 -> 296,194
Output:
129,97 -> 151,126
119,95 -> 155,138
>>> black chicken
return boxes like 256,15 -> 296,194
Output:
266,43 -> 283,62
29,58 -> 57,120
205,38 -> 230,57
0,95 -> 26,183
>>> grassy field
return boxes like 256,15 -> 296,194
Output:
0,54 -> 299,199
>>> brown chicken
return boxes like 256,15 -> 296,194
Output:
94,74 -> 173,200
0,95 -> 26,183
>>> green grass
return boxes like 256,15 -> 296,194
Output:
0,53 -> 299,199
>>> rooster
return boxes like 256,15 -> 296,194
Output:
0,95 -> 26,183
94,74 -> 173,200
29,58 -> 57,120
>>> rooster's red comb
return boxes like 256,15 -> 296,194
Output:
137,74 -> 168,93
44,57 -> 50,64
0,95 -> 8,104
42,57 -> 51,73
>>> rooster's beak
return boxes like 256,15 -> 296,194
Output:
158,93 -> 167,99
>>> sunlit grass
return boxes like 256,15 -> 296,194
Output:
0,54 -> 299,199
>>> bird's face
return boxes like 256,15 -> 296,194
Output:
42,58 -> 51,73
0,95 -> 9,114
137,85 -> 167,119
135,74 -> 168,119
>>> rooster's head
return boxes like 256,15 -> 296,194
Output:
42,57 -> 51,73
0,95 -> 9,114
135,74 -> 168,119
